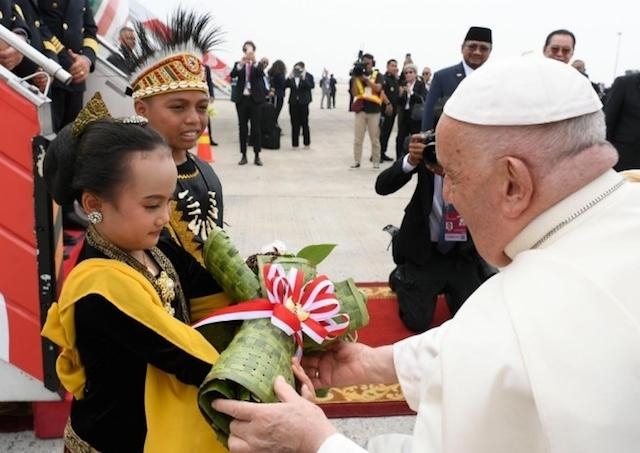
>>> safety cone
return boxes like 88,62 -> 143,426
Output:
196,129 -> 215,163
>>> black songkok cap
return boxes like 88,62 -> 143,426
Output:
464,26 -> 492,43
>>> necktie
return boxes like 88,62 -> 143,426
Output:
246,63 -> 252,93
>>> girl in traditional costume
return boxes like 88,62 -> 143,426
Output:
130,9 -> 225,266
41,95 -> 229,452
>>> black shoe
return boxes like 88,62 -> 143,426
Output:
238,155 -> 248,165
254,155 -> 263,166
211,140 -> 219,146
350,163 -> 360,169
381,154 -> 394,162
389,267 -> 400,292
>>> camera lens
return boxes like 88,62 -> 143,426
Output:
418,131 -> 438,166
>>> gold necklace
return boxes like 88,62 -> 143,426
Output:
177,168 -> 200,180
86,226 -> 190,323
531,179 -> 626,249
142,251 -> 176,317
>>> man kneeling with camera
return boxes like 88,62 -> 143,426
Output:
375,132 -> 493,332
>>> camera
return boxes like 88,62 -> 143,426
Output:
293,66 -> 303,77
352,50 -> 370,77
418,131 -> 438,166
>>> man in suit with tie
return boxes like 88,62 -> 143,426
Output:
230,40 -> 268,166
378,26 -> 493,333
422,26 -> 492,132
285,61 -> 315,148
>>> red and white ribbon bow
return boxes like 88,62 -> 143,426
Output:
193,263 -> 350,356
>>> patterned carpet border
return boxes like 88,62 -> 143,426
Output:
318,282 -> 416,418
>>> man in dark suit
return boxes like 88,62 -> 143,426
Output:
329,73 -> 337,108
12,0 -> 61,93
0,0 -> 30,72
380,58 -> 399,162
379,26 -> 493,333
39,0 -> 98,133
422,26 -> 492,131
230,40 -> 267,166
285,61 -> 314,148
376,134 -> 490,332
605,72 -> 640,171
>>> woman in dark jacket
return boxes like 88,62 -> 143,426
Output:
268,59 -> 287,127
395,63 -> 427,159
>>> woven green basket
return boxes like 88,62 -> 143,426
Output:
198,318 -> 295,446
197,227 -> 369,446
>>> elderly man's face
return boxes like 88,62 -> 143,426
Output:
461,40 -> 492,69
543,34 -> 574,63
436,116 -> 506,265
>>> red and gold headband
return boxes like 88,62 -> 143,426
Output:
131,52 -> 208,99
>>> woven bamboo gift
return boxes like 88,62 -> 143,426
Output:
196,225 -> 368,446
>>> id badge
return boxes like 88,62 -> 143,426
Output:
364,86 -> 372,97
443,204 -> 468,241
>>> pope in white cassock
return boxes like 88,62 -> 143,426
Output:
212,56 -> 640,453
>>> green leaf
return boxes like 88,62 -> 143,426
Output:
296,244 -> 337,266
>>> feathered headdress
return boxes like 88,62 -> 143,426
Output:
129,8 -> 224,99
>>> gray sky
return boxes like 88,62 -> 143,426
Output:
145,0 -> 638,86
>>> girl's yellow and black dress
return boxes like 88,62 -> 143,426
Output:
42,228 -> 230,453
167,153 -> 223,267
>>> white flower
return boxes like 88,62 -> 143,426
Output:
260,240 -> 287,255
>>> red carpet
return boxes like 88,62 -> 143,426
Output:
317,283 -> 451,418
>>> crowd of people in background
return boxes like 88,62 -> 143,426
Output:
3,2 -> 636,175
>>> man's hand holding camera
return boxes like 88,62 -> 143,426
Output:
407,134 -> 425,166
290,65 -> 306,79
242,50 -> 255,66
408,132 -> 444,175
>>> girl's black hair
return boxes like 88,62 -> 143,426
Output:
44,119 -> 167,205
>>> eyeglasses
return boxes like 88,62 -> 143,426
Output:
548,45 -> 573,55
404,70 -> 415,74
422,72 -> 431,76
464,43 -> 491,52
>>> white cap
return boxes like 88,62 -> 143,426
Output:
443,56 -> 602,126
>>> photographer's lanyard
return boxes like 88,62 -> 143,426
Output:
429,175 -> 467,251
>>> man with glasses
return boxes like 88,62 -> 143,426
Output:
212,56 -> 640,453
375,27 -> 493,332
371,26 -> 493,333
421,26 -> 492,132
543,29 -> 575,64
421,66 -> 432,90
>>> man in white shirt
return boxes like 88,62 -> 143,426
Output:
212,57 -> 640,453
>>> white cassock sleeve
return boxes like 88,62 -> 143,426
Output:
393,322 -> 450,410
317,433 -> 367,453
